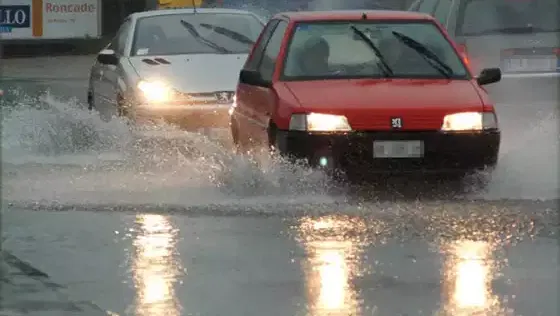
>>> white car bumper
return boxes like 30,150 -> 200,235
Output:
133,103 -> 232,129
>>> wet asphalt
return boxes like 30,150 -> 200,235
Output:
1,56 -> 559,316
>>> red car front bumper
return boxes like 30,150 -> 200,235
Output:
275,129 -> 500,176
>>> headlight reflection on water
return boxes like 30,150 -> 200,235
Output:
299,216 -> 367,316
314,241 -> 352,311
132,214 -> 182,316
441,240 -> 504,316
454,244 -> 489,308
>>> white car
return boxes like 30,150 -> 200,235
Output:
87,8 -> 266,130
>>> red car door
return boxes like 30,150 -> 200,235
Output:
247,20 -> 289,145
235,19 -> 289,147
235,19 -> 279,145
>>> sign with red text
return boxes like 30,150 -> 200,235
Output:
0,0 -> 100,40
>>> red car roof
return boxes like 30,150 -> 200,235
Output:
273,10 -> 434,22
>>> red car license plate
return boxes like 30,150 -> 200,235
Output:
373,140 -> 424,158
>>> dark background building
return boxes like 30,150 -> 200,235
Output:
107,0 -> 415,35
1,0 -> 415,57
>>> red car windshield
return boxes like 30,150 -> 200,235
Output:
281,21 -> 469,81
457,0 -> 559,36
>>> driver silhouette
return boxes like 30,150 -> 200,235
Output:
297,36 -> 331,76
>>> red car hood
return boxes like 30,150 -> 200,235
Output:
284,79 -> 484,131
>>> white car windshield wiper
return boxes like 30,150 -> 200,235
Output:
391,31 -> 453,78
180,20 -> 233,54
350,25 -> 394,78
198,23 -> 255,46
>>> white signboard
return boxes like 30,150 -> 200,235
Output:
0,0 -> 101,40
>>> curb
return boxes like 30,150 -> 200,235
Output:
2,250 -> 53,280
0,77 -> 89,82
1,39 -> 111,59
1,250 -> 114,315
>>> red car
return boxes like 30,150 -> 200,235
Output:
229,10 -> 502,177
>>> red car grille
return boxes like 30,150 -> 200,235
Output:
348,112 -> 444,131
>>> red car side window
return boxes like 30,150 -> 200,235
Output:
244,19 -> 280,71
258,21 -> 289,81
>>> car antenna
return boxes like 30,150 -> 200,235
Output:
192,0 -> 197,13
361,12 -> 367,20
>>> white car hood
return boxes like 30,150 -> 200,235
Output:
128,54 -> 248,93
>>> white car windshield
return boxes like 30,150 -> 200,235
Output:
282,21 -> 469,80
131,13 -> 264,56
458,0 -> 559,36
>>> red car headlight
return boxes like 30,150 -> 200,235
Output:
441,112 -> 498,131
289,113 -> 352,132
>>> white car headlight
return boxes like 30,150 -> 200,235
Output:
289,113 -> 352,132
137,80 -> 174,103
441,112 -> 497,131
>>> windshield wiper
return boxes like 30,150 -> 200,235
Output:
391,31 -> 453,78
349,25 -> 393,78
180,20 -> 233,54
198,23 -> 255,46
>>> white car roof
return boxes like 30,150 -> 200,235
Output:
131,7 -> 260,20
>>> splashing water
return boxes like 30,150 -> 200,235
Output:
1,91 -> 336,207
1,89 -> 558,207
2,91 -> 131,162
481,110 -> 559,200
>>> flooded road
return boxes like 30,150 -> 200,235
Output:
1,55 -> 559,316
3,204 -> 558,316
